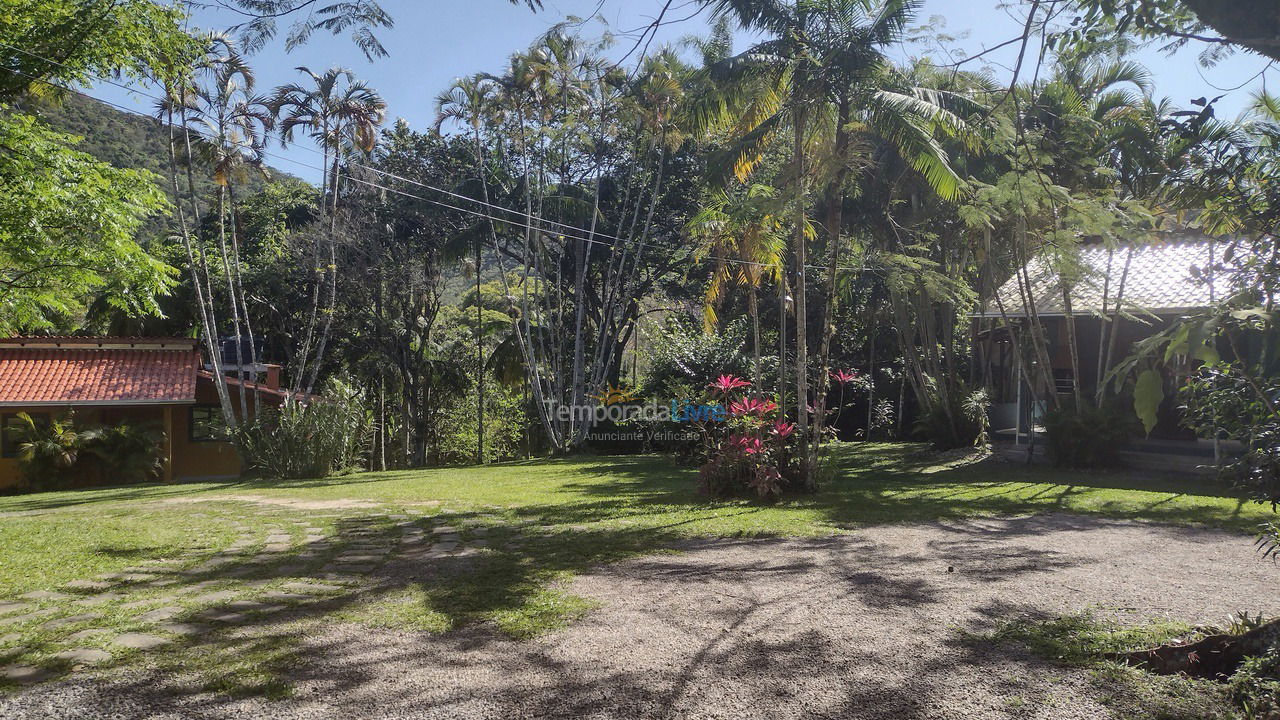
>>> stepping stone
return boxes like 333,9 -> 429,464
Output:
181,581 -> 219,593
2,665 -> 51,684
1,608 -> 59,625
432,526 -> 458,535
120,599 -> 154,610
191,591 -> 238,604
0,633 -> 20,644
42,613 -> 101,630
262,591 -> 311,603
263,544 -> 291,553
303,527 -> 323,534
265,535 -> 290,544
471,527 -> 489,537
0,602 -> 30,615
19,590 -> 69,601
338,564 -> 375,574
66,629 -> 108,642
118,573 -> 155,582
224,600 -> 268,612
472,540 -> 489,548
198,610 -> 245,624
110,633 -> 170,650
144,579 -> 178,588
435,541 -> 458,552
64,580 -> 112,592
137,606 -> 182,622
54,648 -> 111,665
282,582 -> 341,594
158,622 -> 209,637
303,535 -> 325,543
74,593 -> 123,606
437,534 -> 460,543
337,555 -> 380,563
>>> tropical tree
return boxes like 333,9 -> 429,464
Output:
700,0 -> 977,483
271,66 -> 386,393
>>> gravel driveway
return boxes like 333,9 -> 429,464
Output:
4,514 -> 1278,719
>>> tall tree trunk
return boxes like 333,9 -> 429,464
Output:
792,106 -> 811,488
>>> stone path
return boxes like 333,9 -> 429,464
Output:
0,508 -> 499,687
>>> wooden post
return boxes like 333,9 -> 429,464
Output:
162,406 -> 174,483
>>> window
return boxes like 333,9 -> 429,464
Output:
2,412 -> 49,458
189,406 -> 227,442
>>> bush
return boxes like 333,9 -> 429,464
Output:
236,378 -> 372,479
1043,398 -> 1136,468
81,422 -> 165,484
696,374 -> 801,501
11,412 -> 80,488
913,385 -> 990,450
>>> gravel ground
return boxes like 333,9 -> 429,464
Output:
4,513 -> 1278,719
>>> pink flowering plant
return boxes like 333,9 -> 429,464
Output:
696,374 -> 799,500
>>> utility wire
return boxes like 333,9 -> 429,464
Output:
1,47 -> 873,275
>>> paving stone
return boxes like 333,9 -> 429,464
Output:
337,555 -> 381,563
2,665 -> 52,683
191,591 -> 238,604
42,613 -> 102,630
158,622 -> 209,636
118,573 -> 156,582
471,527 -> 490,537
302,534 -> 325,543
437,534 -> 461,543
265,534 -> 291,544
120,599 -> 154,610
180,581 -> 220,593
339,564 -> 376,573
0,633 -> 20,644
432,526 -> 458,535
110,633 -> 171,650
302,527 -> 323,534
19,590 -> 69,601
224,600 -> 268,612
472,539 -> 489,548
54,648 -> 111,665
0,602 -> 30,615
435,541 -> 458,552
63,580 -> 113,592
1,608 -> 58,624
198,610 -> 245,624
74,592 -> 123,606
263,543 -> 291,553
66,629 -> 108,642
137,606 -> 183,622
262,591 -> 311,602
282,582 -> 342,594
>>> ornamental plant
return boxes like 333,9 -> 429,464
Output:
697,374 -> 799,500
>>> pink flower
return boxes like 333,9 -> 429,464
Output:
727,434 -> 762,455
830,369 -> 859,384
709,374 -> 751,394
729,396 -> 780,416
772,421 -> 795,438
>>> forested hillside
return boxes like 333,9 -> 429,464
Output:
14,91 -> 296,199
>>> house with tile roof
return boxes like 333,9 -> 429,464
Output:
0,337 -> 288,488
973,237 -> 1225,467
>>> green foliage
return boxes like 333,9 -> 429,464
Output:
644,318 -> 751,401
236,379 -> 372,479
11,411 -> 79,488
1133,368 -> 1165,436
913,384 -> 989,450
0,111 -> 175,333
0,0 -> 196,102
1043,398 -> 1138,468
80,422 -> 165,484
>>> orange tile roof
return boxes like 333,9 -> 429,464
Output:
0,339 -> 200,405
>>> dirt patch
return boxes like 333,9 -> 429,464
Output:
158,494 -> 382,511
3,514 -> 1277,719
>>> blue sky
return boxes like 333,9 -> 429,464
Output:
91,0 -> 1275,183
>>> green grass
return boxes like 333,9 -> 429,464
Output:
0,442 -> 1271,698
975,612 -> 1237,719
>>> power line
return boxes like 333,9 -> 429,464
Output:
1,48 -> 873,276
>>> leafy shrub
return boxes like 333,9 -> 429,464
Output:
236,378 -> 372,479
1043,398 -> 1136,468
80,422 -> 165,484
913,385 -> 990,450
645,319 -> 751,402
12,412 -> 80,488
696,374 -> 800,500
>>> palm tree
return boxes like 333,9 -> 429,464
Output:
189,49 -> 274,417
271,66 -> 386,394
435,74 -> 501,465
701,0 -> 975,485
688,183 -> 785,392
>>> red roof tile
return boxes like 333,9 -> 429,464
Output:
0,343 -> 200,405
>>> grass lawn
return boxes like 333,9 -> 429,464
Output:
0,442 -> 1271,696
